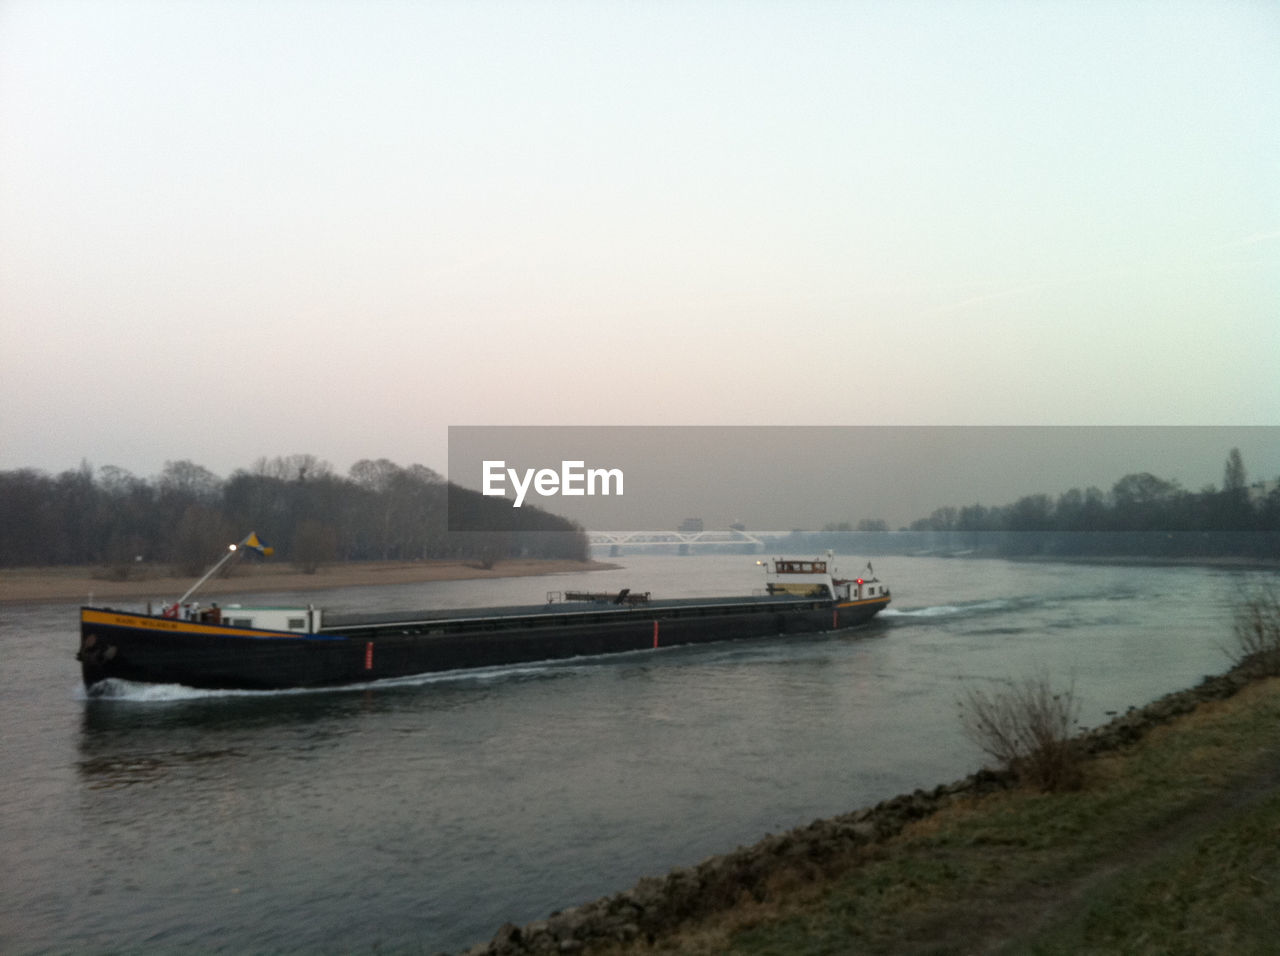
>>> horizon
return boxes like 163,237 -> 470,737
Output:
8,426 -> 1277,531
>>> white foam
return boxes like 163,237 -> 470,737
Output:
881,599 -> 1009,618
75,661 -> 568,702
79,678 -> 274,701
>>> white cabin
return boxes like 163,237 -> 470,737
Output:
165,602 -> 323,633
222,605 -> 322,632
762,554 -> 887,602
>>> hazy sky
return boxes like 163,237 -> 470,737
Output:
2,1 -> 1277,490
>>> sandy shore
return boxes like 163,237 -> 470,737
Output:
0,559 -> 620,605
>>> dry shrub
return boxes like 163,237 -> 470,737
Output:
959,673 -> 1084,792
1231,583 -> 1280,675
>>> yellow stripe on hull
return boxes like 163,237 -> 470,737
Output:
80,608 -> 298,640
836,597 -> 892,609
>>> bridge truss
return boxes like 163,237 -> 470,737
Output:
586,529 -> 784,551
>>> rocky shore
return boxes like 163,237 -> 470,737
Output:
459,654 -> 1278,955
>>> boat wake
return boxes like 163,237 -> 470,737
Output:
881,599 -> 1010,619
78,679 -> 225,702
76,661 -> 573,702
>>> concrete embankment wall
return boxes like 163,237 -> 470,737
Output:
460,655 -> 1275,956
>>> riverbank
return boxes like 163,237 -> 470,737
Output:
1004,552 -> 1280,570
463,658 -> 1280,954
0,558 -> 619,605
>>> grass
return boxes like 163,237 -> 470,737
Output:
596,677 -> 1280,955
1025,793 -> 1280,955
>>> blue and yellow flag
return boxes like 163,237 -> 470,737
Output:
243,532 -> 274,556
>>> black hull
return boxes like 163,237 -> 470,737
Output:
78,596 -> 889,692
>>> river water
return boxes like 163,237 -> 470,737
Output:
0,555 -> 1267,953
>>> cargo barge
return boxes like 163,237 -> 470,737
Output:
77,542 -> 890,692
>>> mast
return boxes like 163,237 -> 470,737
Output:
175,532 -> 272,605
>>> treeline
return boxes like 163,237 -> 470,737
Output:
897,448 -> 1280,557
0,455 -> 588,571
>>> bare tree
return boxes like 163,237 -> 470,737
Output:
1223,447 -> 1247,495
1231,582 -> 1280,675
254,454 -> 333,483
158,460 -> 222,503
958,673 -> 1083,791
292,519 -> 337,574
172,505 -> 235,577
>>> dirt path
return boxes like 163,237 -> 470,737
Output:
974,751 -> 1280,954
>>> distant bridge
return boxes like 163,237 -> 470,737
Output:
586,530 -> 792,551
